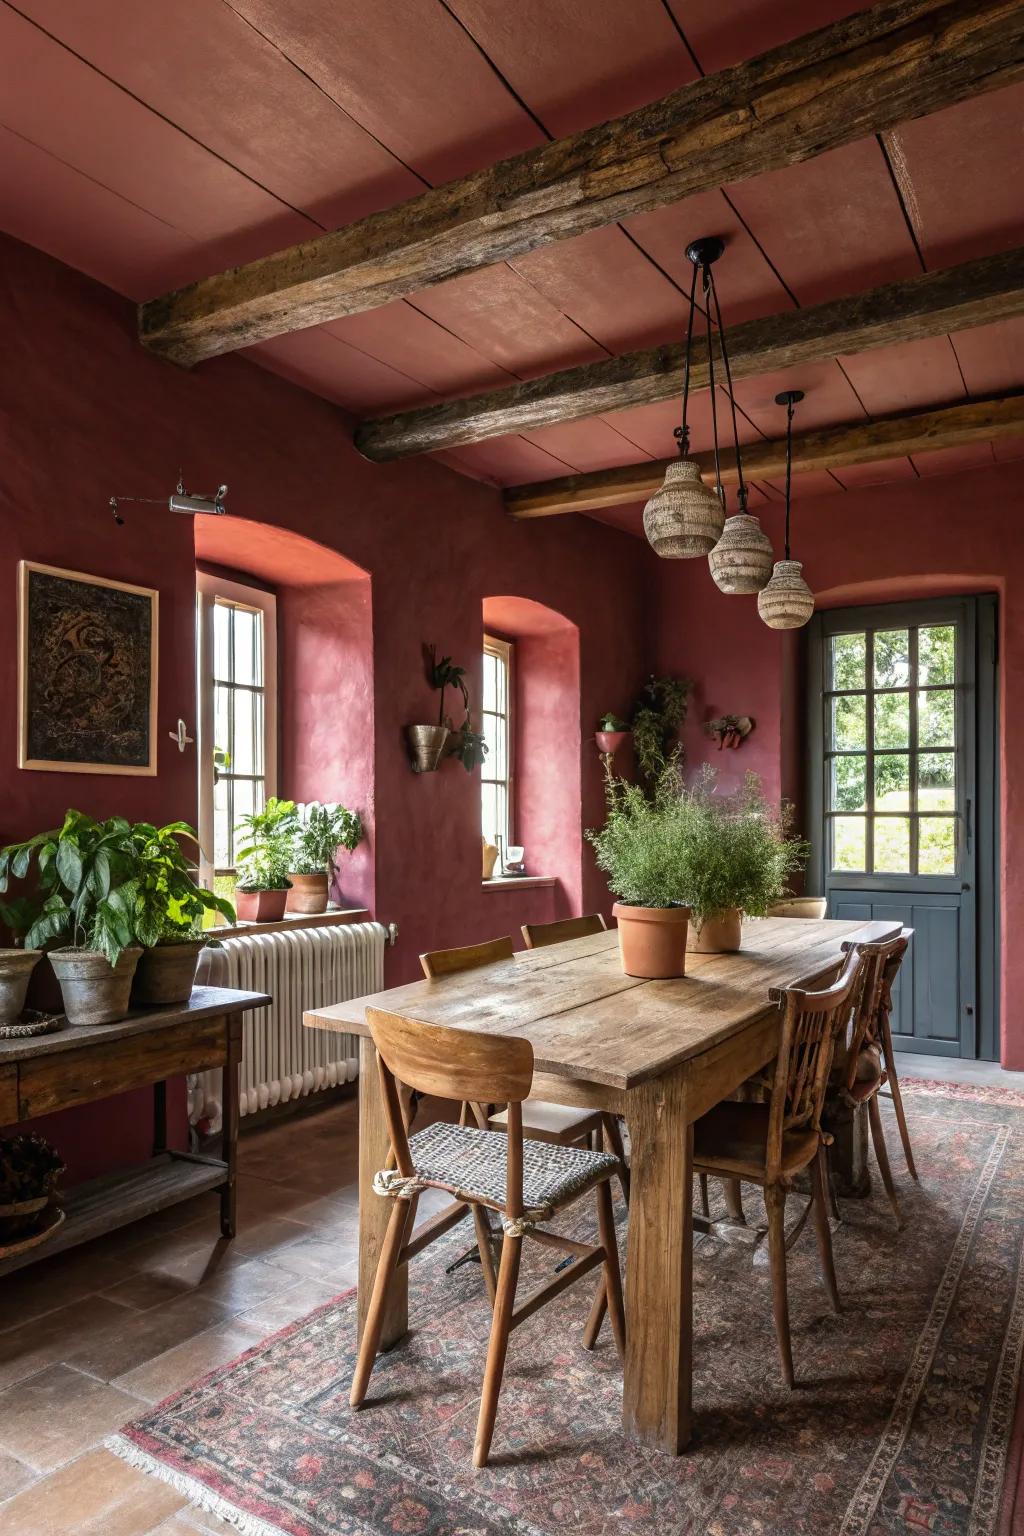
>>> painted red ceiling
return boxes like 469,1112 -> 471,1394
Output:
1,0 -> 1021,535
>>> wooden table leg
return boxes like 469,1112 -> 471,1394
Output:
623,1068 -> 693,1453
153,1080 -> 167,1156
357,1035 -> 408,1349
220,1015 -> 240,1239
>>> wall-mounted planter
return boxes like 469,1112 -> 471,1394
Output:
596,730 -> 630,755
407,723 -> 449,773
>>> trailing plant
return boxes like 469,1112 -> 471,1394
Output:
450,724 -> 488,772
235,798 -> 299,892
631,675 -> 692,780
597,712 -> 629,732
0,1133 -> 64,1205
291,803 -> 364,877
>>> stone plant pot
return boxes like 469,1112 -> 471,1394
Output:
407,724 -> 449,773
49,946 -> 142,1026
286,872 -> 330,914
235,887 -> 290,923
0,949 -> 42,1026
132,939 -> 205,1008
687,907 -> 743,953
612,903 -> 691,979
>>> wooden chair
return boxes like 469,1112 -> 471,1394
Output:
520,913 -> 607,948
351,1006 -> 626,1467
832,929 -> 915,1225
692,947 -> 868,1387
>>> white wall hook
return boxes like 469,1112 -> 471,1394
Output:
169,719 -> 195,752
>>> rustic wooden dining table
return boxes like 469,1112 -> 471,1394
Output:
304,915 -> 901,1454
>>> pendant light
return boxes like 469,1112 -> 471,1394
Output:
757,390 -> 815,630
644,237 -> 733,560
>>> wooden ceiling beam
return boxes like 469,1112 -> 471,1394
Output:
355,248 -> 1024,459
504,394 -> 1024,517
139,0 -> 1024,366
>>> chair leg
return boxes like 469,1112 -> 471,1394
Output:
471,1203 -> 498,1307
810,1146 -> 841,1314
721,1177 -> 745,1223
602,1114 -> 631,1205
868,1094 -> 902,1227
350,1195 -> 416,1408
886,1067 -> 918,1181
765,1183 -> 795,1389
595,1179 -> 626,1360
825,1147 -> 841,1221
474,1233 -> 522,1468
698,1173 -> 710,1218
582,1280 -> 607,1350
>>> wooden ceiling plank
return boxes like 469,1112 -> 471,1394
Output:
356,247 -> 1024,458
139,0 -> 1024,366
504,393 -> 1024,515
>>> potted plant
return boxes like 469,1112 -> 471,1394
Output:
0,811 -> 143,1026
631,675 -> 692,781
130,820 -> 236,1006
0,899 -> 42,1027
675,769 -> 810,953
586,771 -> 693,978
287,802 -> 364,914
0,1133 -> 65,1251
234,798 -> 299,922
596,712 -> 630,756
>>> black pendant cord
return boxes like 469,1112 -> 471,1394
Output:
675,261 -> 700,459
703,265 -> 723,503
784,394 -> 795,560
708,268 -> 748,516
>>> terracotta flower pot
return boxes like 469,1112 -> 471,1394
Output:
687,907 -> 743,953
286,872 -> 330,914
49,946 -> 142,1026
132,939 -> 205,1007
0,949 -> 42,1026
235,888 -> 290,923
596,730 -> 630,755
612,903 -> 691,979
407,724 -> 449,773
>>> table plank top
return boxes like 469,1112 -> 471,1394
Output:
304,917 -> 900,1090
0,985 -> 270,1064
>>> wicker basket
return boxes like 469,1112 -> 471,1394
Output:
0,1203 -> 64,1261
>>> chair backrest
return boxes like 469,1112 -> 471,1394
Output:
765,947 -> 868,1180
420,935 -> 515,979
839,929 -> 912,1090
366,1006 -> 532,1216
766,898 -> 828,920
520,913 -> 607,950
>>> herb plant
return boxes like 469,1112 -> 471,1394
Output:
598,713 -> 630,732
292,803 -> 364,877
631,676 -> 691,780
235,798 -> 299,892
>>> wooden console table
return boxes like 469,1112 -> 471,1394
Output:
0,984 -> 269,1277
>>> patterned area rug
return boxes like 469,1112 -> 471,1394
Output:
110,1082 -> 1024,1536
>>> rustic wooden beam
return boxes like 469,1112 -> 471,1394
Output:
355,248 -> 1024,459
504,394 -> 1024,517
139,0 -> 1024,366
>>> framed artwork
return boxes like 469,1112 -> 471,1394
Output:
18,561 -> 159,775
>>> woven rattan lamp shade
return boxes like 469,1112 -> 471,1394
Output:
708,513 -> 774,594
643,459 -> 725,559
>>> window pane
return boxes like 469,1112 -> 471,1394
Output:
832,695 -> 866,751
213,601 -> 231,679
874,630 -> 910,688
830,755 -> 866,813
918,751 -> 955,812
231,778 -> 258,859
875,753 -> 910,811
482,711 -> 506,781
231,689 -> 264,777
481,782 -> 507,849
919,688 -> 954,748
231,607 -> 263,687
213,774 -> 230,868
831,633 -> 866,690
918,817 -> 956,875
874,817 -> 911,873
482,652 -> 498,713
918,625 -> 954,686
874,691 -> 910,749
832,817 -> 866,871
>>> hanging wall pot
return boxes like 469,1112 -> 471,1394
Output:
406,723 -> 450,773
758,390 -> 815,630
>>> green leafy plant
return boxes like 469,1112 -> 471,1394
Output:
427,646 -> 469,727
598,712 -> 630,732
235,797 -> 299,892
631,675 -> 692,780
450,724 -> 488,773
586,769 -> 695,909
0,810 -> 140,965
129,821 -> 235,944
291,803 -> 364,877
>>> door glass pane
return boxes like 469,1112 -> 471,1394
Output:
874,817 -> 911,873
874,630 -> 910,688
831,633 -> 866,690
918,751 -> 955,812
918,625 -> 955,686
832,695 -> 866,751
832,817 -> 866,871
874,691 -> 910,749
831,755 -> 866,812
875,753 -> 910,811
918,817 -> 956,875
919,688 -> 955,748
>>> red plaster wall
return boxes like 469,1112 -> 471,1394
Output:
652,477 -> 1022,1066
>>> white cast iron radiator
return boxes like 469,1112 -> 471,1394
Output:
189,922 -> 387,1132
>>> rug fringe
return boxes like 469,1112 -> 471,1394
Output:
106,1434 -> 286,1536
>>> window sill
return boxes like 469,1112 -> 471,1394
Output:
481,876 -> 556,891
211,908 -> 371,940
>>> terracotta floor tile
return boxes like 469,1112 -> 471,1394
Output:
0,1446 -> 36,1500
0,1296 -> 130,1392
101,1256 -> 298,1315
114,1319 -> 265,1404
67,1292 -> 233,1381
286,1189 -> 360,1227
238,1274 -> 349,1333
0,1365 -> 143,1473
149,1504 -> 229,1534
262,1228 -> 360,1284
0,1249 -> 128,1330
0,1446 -> 184,1535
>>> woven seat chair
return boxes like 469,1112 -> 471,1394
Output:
692,946 -> 868,1387
350,1006 -> 626,1468
830,929 -> 915,1225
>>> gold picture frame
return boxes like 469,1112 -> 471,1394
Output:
17,561 -> 159,776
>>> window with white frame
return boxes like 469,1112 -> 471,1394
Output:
481,635 -> 512,853
197,573 -> 277,892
